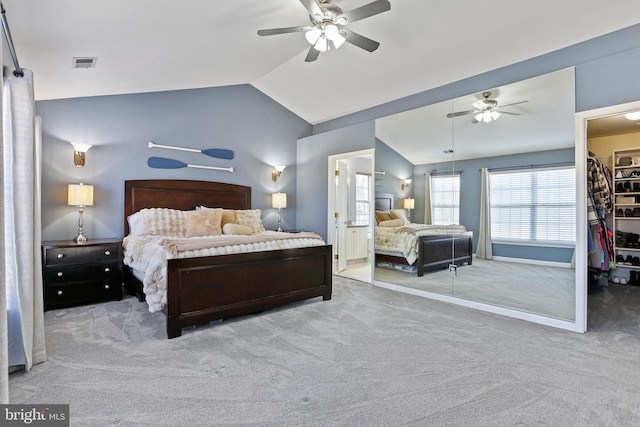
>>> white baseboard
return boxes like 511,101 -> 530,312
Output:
491,255 -> 571,269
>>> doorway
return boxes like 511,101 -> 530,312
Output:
578,100 -> 640,332
327,149 -> 375,283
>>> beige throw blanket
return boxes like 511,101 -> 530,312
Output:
160,232 -> 323,257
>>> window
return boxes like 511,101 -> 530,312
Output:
355,173 -> 370,225
489,167 -> 576,244
431,174 -> 460,225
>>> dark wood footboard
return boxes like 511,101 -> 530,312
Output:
416,233 -> 473,276
163,245 -> 332,338
375,232 -> 473,277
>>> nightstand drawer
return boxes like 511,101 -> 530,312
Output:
44,243 -> 120,266
44,262 -> 121,284
41,239 -> 124,310
44,280 -> 122,310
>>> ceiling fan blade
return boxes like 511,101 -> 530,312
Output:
305,47 -> 320,62
338,0 -> 391,24
446,110 -> 475,118
471,100 -> 487,110
257,26 -> 311,36
497,100 -> 528,108
342,29 -> 380,52
496,110 -> 521,115
299,0 -> 323,17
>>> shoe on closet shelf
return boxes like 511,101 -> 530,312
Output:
612,276 -> 621,284
625,208 -> 633,217
620,277 -> 628,285
625,255 -> 634,265
625,181 -> 632,192
616,208 -> 625,217
616,254 -> 625,264
616,170 -> 628,178
617,182 -> 625,192
631,171 -> 640,178
628,271 -> 638,286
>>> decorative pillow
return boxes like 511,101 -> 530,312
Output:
375,211 -> 392,225
197,206 -> 237,226
127,212 -> 144,236
129,208 -> 187,237
185,209 -> 223,237
235,209 -> 265,233
378,218 -> 404,227
222,223 -> 254,236
390,209 -> 410,225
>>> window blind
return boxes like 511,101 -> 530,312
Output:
431,174 -> 460,225
489,167 -> 576,243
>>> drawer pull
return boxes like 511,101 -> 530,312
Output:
104,267 -> 110,272
57,272 -> 63,277
104,284 -> 110,289
104,250 -> 111,256
57,253 -> 64,259
57,290 -> 63,296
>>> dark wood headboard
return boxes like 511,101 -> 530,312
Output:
124,180 -> 251,235
375,192 -> 394,211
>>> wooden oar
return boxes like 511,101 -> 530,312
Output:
147,157 -> 234,173
148,141 -> 234,160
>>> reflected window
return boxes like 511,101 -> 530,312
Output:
431,174 -> 460,225
489,167 -> 576,244
355,173 -> 371,225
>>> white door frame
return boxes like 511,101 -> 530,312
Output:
327,149 -> 375,276
576,99 -> 640,332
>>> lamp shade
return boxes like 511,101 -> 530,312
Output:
68,183 -> 94,207
403,198 -> 415,209
272,192 -> 287,209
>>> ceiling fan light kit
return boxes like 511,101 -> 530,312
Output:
257,0 -> 391,62
447,91 -> 528,123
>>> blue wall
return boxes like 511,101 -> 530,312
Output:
374,139 -> 414,207
37,84 -> 311,241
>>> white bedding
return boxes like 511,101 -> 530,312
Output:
123,231 -> 326,313
375,223 -> 468,264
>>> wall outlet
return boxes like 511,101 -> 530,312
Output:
449,264 -> 457,277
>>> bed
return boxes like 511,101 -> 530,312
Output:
123,179 -> 332,338
374,192 -> 473,277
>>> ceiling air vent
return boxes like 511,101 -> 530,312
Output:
72,57 -> 97,69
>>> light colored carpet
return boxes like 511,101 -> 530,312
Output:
8,277 -> 640,426
375,258 -> 575,321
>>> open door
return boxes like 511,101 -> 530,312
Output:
335,160 -> 348,273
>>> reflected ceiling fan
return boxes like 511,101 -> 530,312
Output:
257,0 -> 391,62
446,91 -> 528,123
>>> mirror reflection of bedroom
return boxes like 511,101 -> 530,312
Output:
373,68 -> 577,321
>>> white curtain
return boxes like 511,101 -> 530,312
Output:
476,167 -> 493,259
3,67 -> 46,373
423,173 -> 432,225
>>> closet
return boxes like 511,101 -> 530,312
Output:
587,116 -> 640,291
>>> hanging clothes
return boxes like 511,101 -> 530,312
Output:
587,156 -> 614,271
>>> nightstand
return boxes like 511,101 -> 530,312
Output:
41,239 -> 123,310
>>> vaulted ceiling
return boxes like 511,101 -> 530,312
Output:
3,0 -> 639,125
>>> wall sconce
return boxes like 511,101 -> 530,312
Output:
68,183 -> 94,243
404,198 -> 414,222
71,143 -> 92,167
272,165 -> 285,181
401,178 -> 412,190
272,192 -> 287,232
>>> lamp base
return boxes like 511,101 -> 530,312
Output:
73,233 -> 88,244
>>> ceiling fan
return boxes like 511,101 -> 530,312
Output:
446,91 -> 528,123
257,0 -> 391,62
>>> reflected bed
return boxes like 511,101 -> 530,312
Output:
375,192 -> 473,276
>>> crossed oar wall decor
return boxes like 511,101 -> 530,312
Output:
147,141 -> 235,173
